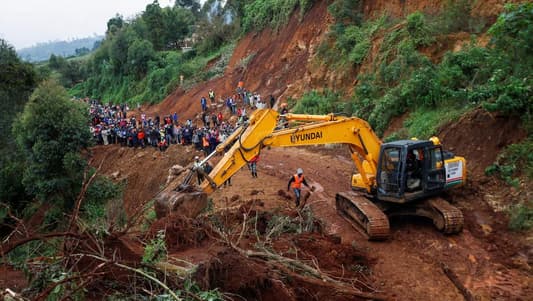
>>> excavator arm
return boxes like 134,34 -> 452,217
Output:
199,109 -> 383,194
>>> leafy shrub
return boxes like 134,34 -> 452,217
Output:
13,80 -> 92,208
328,0 -> 363,27
142,230 -> 167,264
485,139 -> 533,186
406,12 -> 434,47
242,0 -> 315,32
508,202 -> 533,231
81,175 -> 125,234
483,76 -> 532,117
292,90 -> 344,115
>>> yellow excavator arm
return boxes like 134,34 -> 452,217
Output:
199,109 -> 383,194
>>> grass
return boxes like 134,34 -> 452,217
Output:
403,105 -> 471,139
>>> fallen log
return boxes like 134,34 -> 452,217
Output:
441,263 -> 475,301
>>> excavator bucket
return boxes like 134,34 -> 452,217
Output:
154,187 -> 208,219
154,168 -> 209,219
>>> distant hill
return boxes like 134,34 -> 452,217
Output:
17,36 -> 103,62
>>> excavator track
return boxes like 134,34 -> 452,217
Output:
427,198 -> 463,234
335,191 -> 390,240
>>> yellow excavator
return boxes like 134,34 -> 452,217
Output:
155,109 -> 466,240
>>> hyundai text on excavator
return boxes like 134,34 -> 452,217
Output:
155,109 -> 466,240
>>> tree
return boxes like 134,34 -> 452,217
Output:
143,1 -> 166,50
13,80 -> 92,208
163,6 -> 196,49
75,47 -> 90,56
175,0 -> 201,14
488,3 -> 533,77
127,39 -> 156,78
0,39 -> 37,209
109,28 -> 134,74
106,14 -> 124,36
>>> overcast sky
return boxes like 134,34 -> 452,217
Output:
0,0 -> 175,50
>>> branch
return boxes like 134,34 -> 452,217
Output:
0,232 -> 82,257
81,254 -> 183,301
68,161 -> 103,233
441,263 -> 475,301
34,262 -> 108,301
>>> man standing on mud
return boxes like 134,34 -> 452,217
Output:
287,168 -> 310,207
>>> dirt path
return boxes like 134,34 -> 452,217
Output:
209,146 -> 532,300
84,136 -> 531,300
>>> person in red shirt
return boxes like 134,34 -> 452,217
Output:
249,154 -> 259,178
137,129 -> 146,148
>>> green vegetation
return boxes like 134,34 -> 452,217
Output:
69,0 -> 242,104
318,6 -> 384,68
485,139 -> 533,186
310,2 -> 532,141
142,230 -> 168,264
81,175 -> 126,234
292,90 -> 345,115
242,0 -> 315,32
13,80 -> 92,208
0,40 -> 37,212
508,202 -> 533,231
403,106 -> 467,139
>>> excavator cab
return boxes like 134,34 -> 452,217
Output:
376,140 -> 446,203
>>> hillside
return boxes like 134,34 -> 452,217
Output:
95,0 -> 530,299
142,0 -> 529,124
1,1 -> 531,300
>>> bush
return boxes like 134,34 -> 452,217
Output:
485,139 -> 533,186
508,202 -> 533,231
242,0 -> 315,32
81,176 -> 125,234
292,90 -> 344,115
406,12 -> 434,47
403,106 -> 467,139
13,80 -> 92,208
142,230 -> 167,264
434,0 -> 486,34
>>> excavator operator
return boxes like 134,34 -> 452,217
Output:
287,168 -> 310,207
406,150 -> 422,191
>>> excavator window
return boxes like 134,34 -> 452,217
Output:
426,146 -> 446,191
406,149 -> 422,192
378,147 -> 402,195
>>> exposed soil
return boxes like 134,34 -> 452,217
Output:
3,1 -> 532,299
439,108 -> 527,179
78,101 -> 533,300
141,0 -> 331,121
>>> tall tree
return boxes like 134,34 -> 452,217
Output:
163,6 -> 196,49
106,14 -> 124,36
127,39 -> 156,78
13,80 -> 92,208
175,0 -> 201,16
143,1 -> 166,50
0,39 -> 37,208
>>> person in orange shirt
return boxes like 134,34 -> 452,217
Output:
287,168 -> 310,207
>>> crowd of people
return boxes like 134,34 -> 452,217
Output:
87,85 -> 278,156
86,85 -> 312,202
